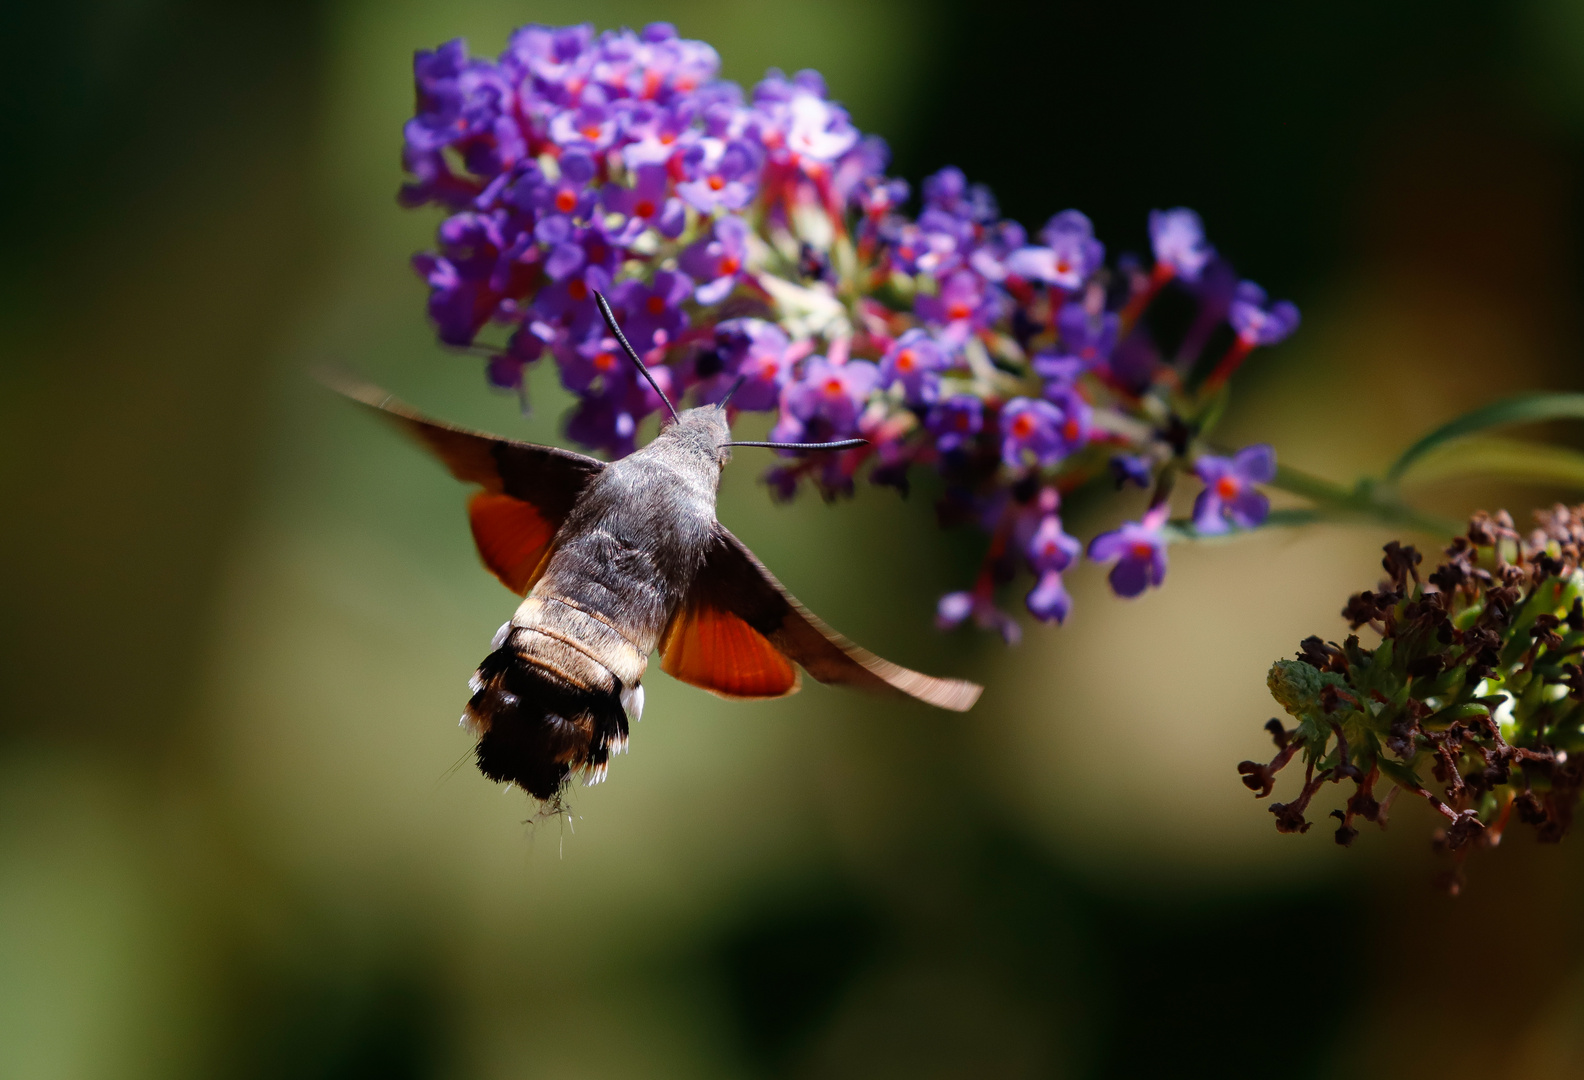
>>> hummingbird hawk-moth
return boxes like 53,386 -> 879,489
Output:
332,294 -> 981,807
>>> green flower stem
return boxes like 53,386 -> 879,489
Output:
1266,463 -> 1460,537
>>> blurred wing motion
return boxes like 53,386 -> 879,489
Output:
663,525 -> 983,711
327,373 -> 605,594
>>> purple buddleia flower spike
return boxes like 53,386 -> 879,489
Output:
1031,351 -> 1086,386
550,101 -> 619,150
399,20 -> 1309,642
922,166 -> 997,223
753,69 -> 860,165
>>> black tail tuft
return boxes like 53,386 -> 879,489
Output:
465,646 -> 629,802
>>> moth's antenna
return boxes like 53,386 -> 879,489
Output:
593,290 -> 680,424
717,373 -> 749,411
725,439 -> 869,452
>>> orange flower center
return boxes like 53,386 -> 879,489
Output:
718,255 -> 741,275
1129,541 -> 1155,560
646,295 -> 666,315
593,351 -> 617,372
896,349 -> 917,373
580,124 -> 602,140
555,189 -> 577,213
568,279 -> 589,301
947,303 -> 970,321
1062,419 -> 1080,441
634,199 -> 656,218
1011,414 -> 1036,439
1216,476 -> 1241,499
823,377 -> 845,396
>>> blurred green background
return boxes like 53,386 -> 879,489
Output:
6,0 -> 1584,1076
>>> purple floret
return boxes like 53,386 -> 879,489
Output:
915,270 -> 1000,345
1005,210 -> 1104,289
1000,397 -> 1084,468
605,163 -> 686,240
1025,571 -> 1072,624
1109,454 -> 1153,489
926,395 -> 984,454
936,590 -> 1021,645
699,319 -> 790,411
1192,444 -> 1276,534
1148,208 -> 1214,282
922,166 -> 997,223
879,329 -> 948,405
405,40 -> 523,175
678,215 -> 749,304
1055,301 -> 1118,366
1024,514 -> 1081,574
1229,281 -> 1301,346
677,138 -> 761,212
776,357 -> 881,440
609,269 -> 692,352
1088,520 -> 1168,598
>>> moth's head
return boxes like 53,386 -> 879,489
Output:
588,290 -> 861,473
671,405 -> 734,468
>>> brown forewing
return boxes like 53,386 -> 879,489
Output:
669,524 -> 983,711
328,373 -> 604,517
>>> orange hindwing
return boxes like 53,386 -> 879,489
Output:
660,603 -> 799,699
468,492 -> 558,594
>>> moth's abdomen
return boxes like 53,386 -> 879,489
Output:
509,593 -> 650,693
463,593 -> 651,804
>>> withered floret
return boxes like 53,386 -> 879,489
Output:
1242,504 -> 1584,889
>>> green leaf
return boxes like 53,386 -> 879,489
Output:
1377,756 -> 1424,791
1428,702 -> 1492,727
1386,392 -> 1584,482
1394,435 -> 1584,489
